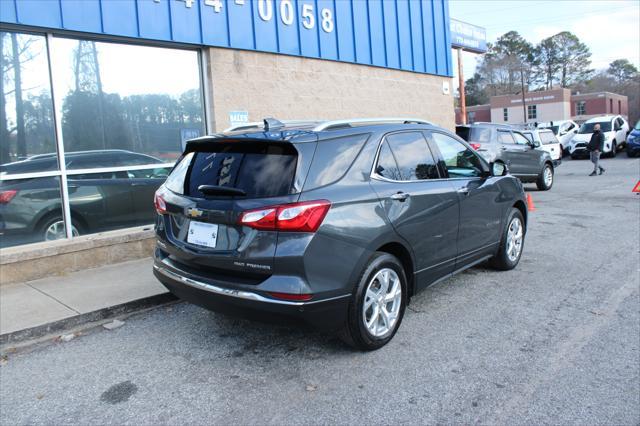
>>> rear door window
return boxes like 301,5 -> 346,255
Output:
382,132 -> 440,180
171,143 -> 298,199
512,132 -> 530,145
498,130 -> 514,144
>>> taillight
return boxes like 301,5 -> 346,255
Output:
238,200 -> 331,232
0,190 -> 18,204
267,292 -> 313,301
154,189 -> 167,214
470,143 -> 481,150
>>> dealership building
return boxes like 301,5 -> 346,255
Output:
456,88 -> 629,125
1,0 -> 461,282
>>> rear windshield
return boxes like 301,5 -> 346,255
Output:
168,142 -> 298,198
579,121 -> 611,134
456,127 -> 492,143
539,131 -> 558,145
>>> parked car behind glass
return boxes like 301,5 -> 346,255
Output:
456,123 -> 555,190
153,118 -> 528,350
0,150 -> 169,247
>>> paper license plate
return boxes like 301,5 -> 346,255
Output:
187,221 -> 219,248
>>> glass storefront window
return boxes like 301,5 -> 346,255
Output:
51,38 -> 205,168
0,32 -> 57,174
66,167 -> 170,235
0,31 -> 206,248
0,176 -> 65,248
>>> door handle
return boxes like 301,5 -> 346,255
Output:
457,187 -> 470,196
390,192 -> 410,201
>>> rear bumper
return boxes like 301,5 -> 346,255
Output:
153,255 -> 350,331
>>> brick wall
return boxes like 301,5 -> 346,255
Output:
205,48 -> 455,131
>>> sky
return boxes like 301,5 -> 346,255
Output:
449,0 -> 640,89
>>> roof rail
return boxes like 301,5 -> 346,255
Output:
313,117 -> 433,131
223,119 -> 320,133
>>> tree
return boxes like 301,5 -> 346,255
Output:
553,31 -> 592,87
607,59 -> 638,83
533,36 -> 561,90
473,32 -> 536,97
464,72 -> 489,106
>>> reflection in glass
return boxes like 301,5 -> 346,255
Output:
0,177 -> 65,248
66,167 -> 170,236
51,38 -> 205,168
0,32 -> 57,173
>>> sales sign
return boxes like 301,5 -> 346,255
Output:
450,18 -> 487,54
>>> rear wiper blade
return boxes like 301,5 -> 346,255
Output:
198,185 -> 246,197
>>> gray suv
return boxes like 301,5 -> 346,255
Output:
153,118 -> 528,350
456,123 -> 554,191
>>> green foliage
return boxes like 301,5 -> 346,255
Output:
607,59 -> 639,83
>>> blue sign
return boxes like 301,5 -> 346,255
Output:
450,18 -> 487,53
1,0 -> 453,77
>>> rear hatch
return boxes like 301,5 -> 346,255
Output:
156,137 -> 315,284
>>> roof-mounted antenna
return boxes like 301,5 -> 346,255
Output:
263,118 -> 285,131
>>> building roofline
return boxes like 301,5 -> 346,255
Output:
571,91 -> 628,99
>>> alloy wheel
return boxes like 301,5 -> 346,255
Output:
506,217 -> 523,262
362,268 -> 402,338
44,220 -> 79,241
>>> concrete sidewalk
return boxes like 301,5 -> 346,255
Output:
0,257 -> 169,340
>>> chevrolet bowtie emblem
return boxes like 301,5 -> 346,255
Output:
186,207 -> 203,218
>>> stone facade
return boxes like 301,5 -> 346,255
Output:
204,48 -> 455,131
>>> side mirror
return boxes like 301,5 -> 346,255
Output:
559,131 -> 567,136
491,162 -> 508,177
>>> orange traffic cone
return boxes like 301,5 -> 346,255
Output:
526,193 -> 536,212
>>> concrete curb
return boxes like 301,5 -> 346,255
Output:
0,292 -> 177,346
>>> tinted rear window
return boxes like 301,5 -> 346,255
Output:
459,127 -> 492,143
181,142 -> 298,198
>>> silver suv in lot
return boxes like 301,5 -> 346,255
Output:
153,118 -> 528,350
456,123 -> 555,191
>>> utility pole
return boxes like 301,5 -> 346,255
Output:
457,48 -> 466,124
520,64 -> 527,124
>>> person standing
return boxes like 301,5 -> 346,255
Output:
587,123 -> 605,176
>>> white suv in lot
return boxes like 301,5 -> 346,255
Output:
567,115 -> 629,158
521,128 -> 562,166
537,120 -> 579,154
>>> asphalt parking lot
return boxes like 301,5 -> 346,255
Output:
1,155 -> 639,425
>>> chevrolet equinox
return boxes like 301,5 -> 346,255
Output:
153,118 -> 527,350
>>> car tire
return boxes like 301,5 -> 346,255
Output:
489,208 -> 525,271
39,216 -> 81,241
338,252 -> 407,351
536,163 -> 553,191
610,142 -> 617,158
